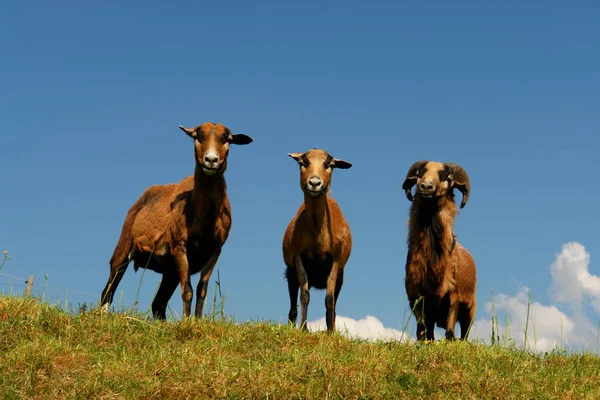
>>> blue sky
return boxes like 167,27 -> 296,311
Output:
1,1 -> 599,348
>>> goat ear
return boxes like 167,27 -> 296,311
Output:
332,158 -> 352,169
287,152 -> 303,163
230,134 -> 253,145
179,125 -> 197,139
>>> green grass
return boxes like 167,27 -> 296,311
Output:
1,296 -> 600,399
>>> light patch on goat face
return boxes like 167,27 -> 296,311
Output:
417,162 -> 450,199
298,149 -> 333,198
193,122 -> 232,176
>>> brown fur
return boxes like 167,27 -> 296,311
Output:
100,122 -> 252,319
283,149 -> 352,332
402,161 -> 477,341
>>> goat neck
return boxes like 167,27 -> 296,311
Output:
192,165 -> 227,206
303,192 -> 330,233
409,195 -> 458,262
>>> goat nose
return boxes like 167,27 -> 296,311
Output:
204,154 -> 219,164
420,182 -> 434,191
308,177 -> 322,187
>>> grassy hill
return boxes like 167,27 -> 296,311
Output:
1,296 -> 599,399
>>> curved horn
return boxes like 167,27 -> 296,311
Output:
402,160 -> 427,202
446,163 -> 470,208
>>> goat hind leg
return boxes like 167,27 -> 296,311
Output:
325,264 -> 341,332
331,269 -> 344,330
100,258 -> 130,308
445,294 -> 459,341
459,304 -> 476,340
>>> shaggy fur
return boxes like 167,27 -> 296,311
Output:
283,149 -> 352,332
100,122 -> 252,319
402,160 -> 477,341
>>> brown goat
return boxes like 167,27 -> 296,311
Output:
100,122 -> 252,319
283,149 -> 352,332
402,160 -> 477,341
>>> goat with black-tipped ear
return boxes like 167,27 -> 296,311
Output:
282,149 -> 353,332
101,122 -> 253,320
402,160 -> 477,341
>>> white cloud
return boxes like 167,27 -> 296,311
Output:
472,242 -> 600,352
469,286 -> 585,352
307,315 -> 412,342
550,242 -> 600,313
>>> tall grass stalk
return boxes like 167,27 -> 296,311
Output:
44,273 -> 49,301
0,251 -> 10,271
401,296 -> 422,342
523,290 -> 531,350
504,314 -> 511,347
596,321 -> 600,355
210,267 -> 226,321
132,244 -> 155,311
490,290 -> 496,345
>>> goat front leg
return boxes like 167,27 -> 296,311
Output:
410,296 -> 427,341
295,254 -> 310,331
173,244 -> 193,318
325,263 -> 341,332
194,249 -> 221,318
285,265 -> 299,325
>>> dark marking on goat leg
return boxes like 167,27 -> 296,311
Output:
325,263 -> 340,332
295,254 -> 310,331
194,250 -> 221,318
152,273 -> 179,320
285,266 -> 299,325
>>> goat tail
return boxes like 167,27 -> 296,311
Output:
110,190 -> 154,269
109,224 -> 133,270
102,193 -> 150,306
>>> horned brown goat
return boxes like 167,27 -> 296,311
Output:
100,122 -> 252,319
402,160 -> 477,341
283,149 -> 352,332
